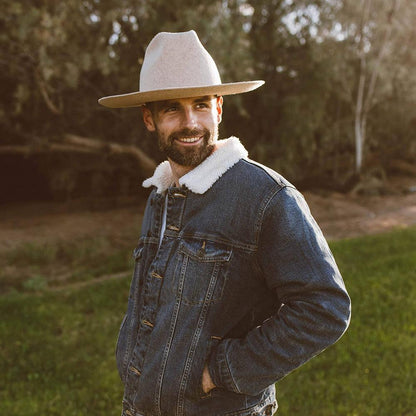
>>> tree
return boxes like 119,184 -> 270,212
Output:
1,0 -> 415,197
352,0 -> 400,173
236,0 -> 344,183
322,0 -> 415,174
0,0 -> 250,148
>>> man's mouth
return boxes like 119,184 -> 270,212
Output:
175,136 -> 203,144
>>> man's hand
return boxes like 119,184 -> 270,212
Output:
202,364 -> 216,394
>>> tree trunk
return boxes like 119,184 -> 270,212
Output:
354,0 -> 400,174
355,56 -> 366,174
353,0 -> 372,174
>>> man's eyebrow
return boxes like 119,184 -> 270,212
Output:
157,100 -> 181,110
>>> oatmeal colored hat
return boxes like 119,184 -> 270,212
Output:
98,30 -> 264,108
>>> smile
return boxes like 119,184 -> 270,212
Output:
176,136 -> 202,144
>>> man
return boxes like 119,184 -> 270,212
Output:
99,30 -> 351,416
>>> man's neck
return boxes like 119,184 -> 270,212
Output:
168,159 -> 193,187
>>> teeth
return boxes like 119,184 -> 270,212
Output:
178,137 -> 200,143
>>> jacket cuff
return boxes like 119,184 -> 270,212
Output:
207,339 -> 240,394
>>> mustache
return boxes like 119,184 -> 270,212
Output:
169,128 -> 207,142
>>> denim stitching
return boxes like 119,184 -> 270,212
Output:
154,255 -> 187,415
224,346 -> 241,393
176,255 -> 220,415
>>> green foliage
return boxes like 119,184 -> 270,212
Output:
1,0 -> 415,186
1,227 -> 415,415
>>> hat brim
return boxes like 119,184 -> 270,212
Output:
98,80 -> 264,108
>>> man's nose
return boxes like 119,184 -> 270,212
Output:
181,107 -> 197,128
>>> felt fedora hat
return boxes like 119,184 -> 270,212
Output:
98,30 -> 264,108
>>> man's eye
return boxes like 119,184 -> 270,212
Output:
196,103 -> 209,109
162,105 -> 178,114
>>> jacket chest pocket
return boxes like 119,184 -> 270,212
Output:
173,239 -> 232,306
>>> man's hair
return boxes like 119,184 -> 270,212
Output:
144,102 -> 156,114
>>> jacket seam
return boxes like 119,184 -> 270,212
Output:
252,185 -> 291,279
224,398 -> 276,416
162,231 -> 257,253
224,349 -> 241,393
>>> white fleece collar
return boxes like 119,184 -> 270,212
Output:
142,136 -> 248,194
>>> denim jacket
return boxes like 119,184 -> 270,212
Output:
117,137 -> 351,416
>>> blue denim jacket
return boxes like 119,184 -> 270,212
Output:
117,137 -> 351,416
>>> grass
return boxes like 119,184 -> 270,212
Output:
0,237 -> 134,293
0,277 -> 130,415
277,226 -> 416,415
0,226 -> 415,415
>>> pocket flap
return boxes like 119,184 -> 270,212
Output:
179,239 -> 232,262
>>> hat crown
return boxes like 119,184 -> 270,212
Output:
139,30 -> 222,92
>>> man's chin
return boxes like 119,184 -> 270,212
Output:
167,144 -> 214,167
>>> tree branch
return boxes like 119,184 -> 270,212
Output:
363,0 -> 400,115
63,134 -> 157,176
34,68 -> 63,115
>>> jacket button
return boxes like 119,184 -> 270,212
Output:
129,366 -> 141,376
151,271 -> 163,279
142,319 -> 154,328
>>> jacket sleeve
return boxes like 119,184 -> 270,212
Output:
208,186 -> 351,396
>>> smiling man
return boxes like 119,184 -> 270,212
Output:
99,30 -> 351,416
143,95 -> 223,180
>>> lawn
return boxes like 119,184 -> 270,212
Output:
0,227 -> 415,415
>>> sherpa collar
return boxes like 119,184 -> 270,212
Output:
142,136 -> 248,194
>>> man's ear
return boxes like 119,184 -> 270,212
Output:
142,106 -> 156,132
216,96 -> 223,124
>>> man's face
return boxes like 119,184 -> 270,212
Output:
142,95 -> 223,167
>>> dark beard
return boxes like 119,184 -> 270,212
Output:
157,127 -> 217,167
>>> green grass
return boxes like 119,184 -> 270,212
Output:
0,237 -> 134,293
0,277 -> 130,415
0,227 -> 415,415
277,226 -> 416,415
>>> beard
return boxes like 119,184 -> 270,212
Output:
157,126 -> 218,167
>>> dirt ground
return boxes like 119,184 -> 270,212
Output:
0,175 -> 415,252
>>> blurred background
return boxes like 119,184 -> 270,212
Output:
1,1 -> 416,415
1,0 -> 416,204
